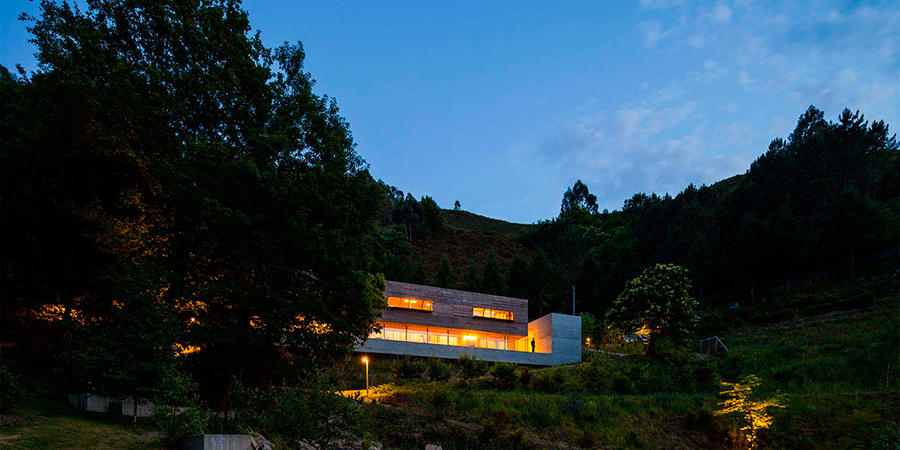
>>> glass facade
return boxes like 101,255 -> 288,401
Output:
368,321 -> 531,352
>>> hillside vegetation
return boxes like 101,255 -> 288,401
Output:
379,106 -> 898,323
326,272 -> 897,449
24,270 -> 879,450
7,271 -> 895,449
409,210 -> 533,284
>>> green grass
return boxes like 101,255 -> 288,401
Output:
3,274 -> 896,449
350,275 -> 899,449
0,398 -> 160,450
368,379 -> 897,449
713,297 -> 899,395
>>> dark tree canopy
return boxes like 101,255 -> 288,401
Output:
516,105 -> 898,318
480,252 -> 504,295
1,0 -> 385,403
561,179 -> 599,216
420,196 -> 445,233
433,255 -> 456,289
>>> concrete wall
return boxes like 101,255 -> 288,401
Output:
546,313 -> 582,366
382,281 -> 529,336
528,314 -> 553,354
109,398 -> 154,417
68,394 -> 154,417
68,393 -> 110,413
357,312 -> 582,366
181,435 -> 252,450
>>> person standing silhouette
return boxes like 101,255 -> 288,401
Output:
531,338 -> 535,353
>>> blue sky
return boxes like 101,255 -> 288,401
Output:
2,1 -> 898,223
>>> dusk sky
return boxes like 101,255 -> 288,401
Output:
3,1 -> 898,223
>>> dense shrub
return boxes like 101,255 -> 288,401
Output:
457,354 -> 488,379
241,386 -> 370,449
576,353 -> 719,395
611,370 -> 637,395
0,365 -> 24,412
530,368 -> 565,393
151,373 -> 209,445
489,363 -> 517,390
391,356 -> 427,380
425,358 -> 452,382
152,405 -> 207,446
422,384 -> 455,411
515,366 -> 532,387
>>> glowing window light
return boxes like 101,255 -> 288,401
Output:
387,297 -> 433,311
472,307 -> 514,321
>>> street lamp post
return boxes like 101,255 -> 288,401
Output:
362,357 -> 369,395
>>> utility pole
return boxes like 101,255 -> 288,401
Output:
572,285 -> 575,315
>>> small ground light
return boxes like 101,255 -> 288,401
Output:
586,337 -> 591,346
362,357 -> 369,394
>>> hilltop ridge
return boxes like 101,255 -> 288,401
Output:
408,209 -> 534,282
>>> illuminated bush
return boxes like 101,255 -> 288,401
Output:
715,374 -> 786,449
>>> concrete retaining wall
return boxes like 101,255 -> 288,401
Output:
68,394 -> 153,417
68,393 -> 110,413
109,397 -> 154,417
181,435 -> 252,450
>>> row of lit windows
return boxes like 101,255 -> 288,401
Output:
386,297 -> 515,322
386,296 -> 434,311
472,307 -> 514,321
370,325 -> 517,351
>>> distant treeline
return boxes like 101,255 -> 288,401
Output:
380,106 -> 899,318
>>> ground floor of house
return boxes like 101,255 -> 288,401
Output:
356,313 -> 582,366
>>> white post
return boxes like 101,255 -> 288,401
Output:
572,286 -> 576,315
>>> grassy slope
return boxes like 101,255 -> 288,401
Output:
3,275 -> 896,450
409,210 -> 533,281
355,273 -> 899,449
0,398 -> 160,450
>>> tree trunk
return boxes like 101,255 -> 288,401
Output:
645,334 -> 656,356
132,400 -> 137,431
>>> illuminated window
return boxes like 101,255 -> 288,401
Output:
387,296 -> 434,311
472,307 -> 514,321
367,322 -> 526,352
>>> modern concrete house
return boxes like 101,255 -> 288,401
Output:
356,280 -> 581,366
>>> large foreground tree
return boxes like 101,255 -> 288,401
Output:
1,0 -> 384,404
606,263 -> 699,356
